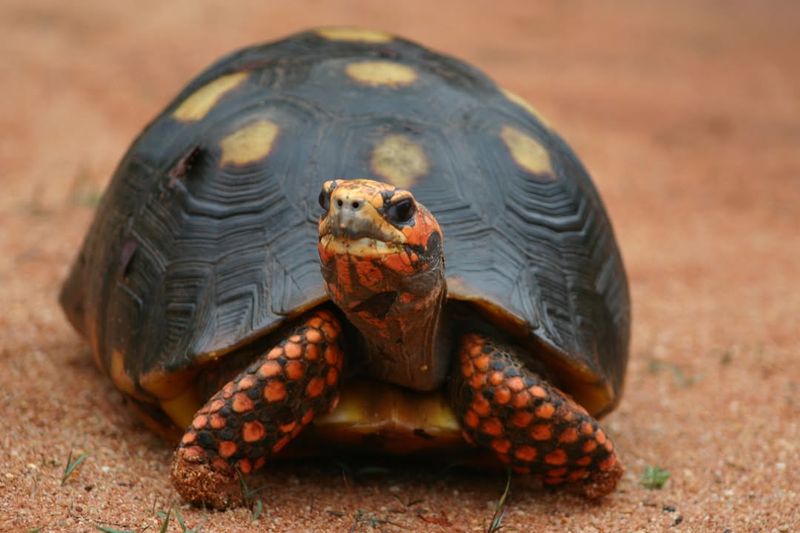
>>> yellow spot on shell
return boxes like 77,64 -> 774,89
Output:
316,27 -> 393,43
172,72 -> 249,122
500,125 -> 554,179
371,134 -> 429,187
346,61 -> 417,87
501,89 -> 551,129
219,119 -> 279,166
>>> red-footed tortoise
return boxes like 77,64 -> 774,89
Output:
60,27 -> 630,508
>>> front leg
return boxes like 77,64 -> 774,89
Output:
171,309 -> 344,509
451,333 -> 623,498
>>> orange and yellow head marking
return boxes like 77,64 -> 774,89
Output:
317,179 -> 442,277
172,72 -> 249,122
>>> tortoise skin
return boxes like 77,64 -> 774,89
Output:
60,29 -> 629,415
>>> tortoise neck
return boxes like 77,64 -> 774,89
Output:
322,258 -> 450,391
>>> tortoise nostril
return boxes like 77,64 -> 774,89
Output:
336,199 -> 343,207
352,201 -> 360,209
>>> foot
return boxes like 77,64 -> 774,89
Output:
171,310 -> 344,508
451,333 -> 623,498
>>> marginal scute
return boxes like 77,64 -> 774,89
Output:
315,27 -> 393,43
501,89 -> 551,129
345,61 -> 417,87
500,125 -> 555,180
371,134 -> 429,187
109,349 -> 148,402
172,72 -> 249,122
219,119 -> 280,166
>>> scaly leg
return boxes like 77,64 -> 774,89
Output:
451,333 -> 623,498
171,309 -> 344,508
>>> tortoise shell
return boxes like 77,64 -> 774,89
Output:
60,27 -> 629,419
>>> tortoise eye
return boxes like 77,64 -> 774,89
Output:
386,198 -> 415,224
318,188 -> 330,211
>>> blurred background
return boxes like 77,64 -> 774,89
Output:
1,1 -> 798,531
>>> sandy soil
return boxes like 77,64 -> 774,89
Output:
1,1 -> 798,531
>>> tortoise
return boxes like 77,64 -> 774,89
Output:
60,27 -> 630,508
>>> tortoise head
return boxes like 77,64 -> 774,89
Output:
317,179 -> 448,390
317,179 -> 442,275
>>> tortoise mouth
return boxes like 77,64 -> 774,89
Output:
319,233 -> 405,258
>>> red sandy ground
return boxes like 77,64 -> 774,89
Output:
1,1 -> 798,531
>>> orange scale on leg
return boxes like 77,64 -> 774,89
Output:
284,342 -> 303,359
530,424 -> 552,441
237,375 -> 257,390
576,455 -> 593,466
279,421 -> 297,434
301,409 -> 315,426
218,441 -> 237,458
493,386 -> 512,405
580,422 -> 594,436
305,328 -> 323,344
181,432 -> 197,445
284,361 -> 305,380
210,414 -> 226,429
470,372 -> 487,389
305,343 -> 320,361
599,456 -> 617,471
324,347 -> 338,365
595,429 -> 607,445
582,440 -> 597,453
604,440 -> 614,453
258,361 -> 282,378
222,383 -> 236,399
254,457 -> 266,471
534,402 -> 555,419
511,391 -> 531,409
208,399 -> 226,413
326,367 -> 339,386
491,439 -> 511,454
307,318 -> 323,329
559,428 -> 579,444
544,449 -> 567,466
232,393 -> 254,413
288,334 -> 302,343
242,421 -> 266,443
481,417 -> 504,437
473,355 -> 490,371
264,381 -> 287,402
461,362 -> 474,378
514,445 -> 537,462
471,395 -> 491,417
266,347 -> 284,360
507,377 -> 525,392
181,446 -> 204,460
192,415 -> 208,430
272,435 -> 291,453
510,411 -> 533,428
306,377 -> 325,398
237,459 -> 252,475
547,467 -> 568,478
464,410 -> 480,429
568,469 -> 589,482
529,385 -> 548,399
489,371 -> 504,386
